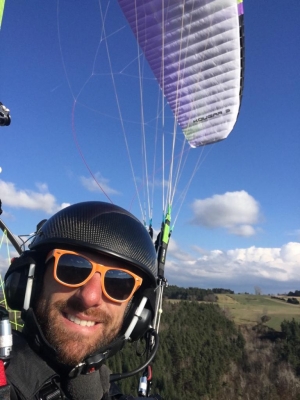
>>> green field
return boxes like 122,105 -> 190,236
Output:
216,294 -> 300,331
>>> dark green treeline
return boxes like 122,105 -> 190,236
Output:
163,285 -> 234,301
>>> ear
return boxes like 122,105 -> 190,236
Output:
4,251 -> 40,311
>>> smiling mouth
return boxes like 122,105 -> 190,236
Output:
66,314 -> 96,327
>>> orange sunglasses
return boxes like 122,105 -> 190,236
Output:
46,249 -> 143,303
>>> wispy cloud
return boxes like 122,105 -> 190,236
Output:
286,229 -> 300,240
0,180 -> 70,214
80,173 -> 120,195
190,191 -> 261,237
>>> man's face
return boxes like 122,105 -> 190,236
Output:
35,250 -> 131,366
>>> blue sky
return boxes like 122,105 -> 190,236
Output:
0,1 -> 299,295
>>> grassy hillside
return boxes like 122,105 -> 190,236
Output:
216,294 -> 300,331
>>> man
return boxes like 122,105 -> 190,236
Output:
3,201 -> 159,400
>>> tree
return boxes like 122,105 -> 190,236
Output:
261,315 -> 271,324
204,294 -> 218,302
254,286 -> 262,295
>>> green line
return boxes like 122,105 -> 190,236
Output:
0,0 -> 5,29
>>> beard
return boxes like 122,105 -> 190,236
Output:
35,295 -> 123,366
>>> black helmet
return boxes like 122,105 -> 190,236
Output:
29,201 -> 157,286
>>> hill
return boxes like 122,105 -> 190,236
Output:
216,294 -> 300,331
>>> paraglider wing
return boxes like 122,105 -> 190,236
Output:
0,102 -> 11,126
118,0 -> 245,147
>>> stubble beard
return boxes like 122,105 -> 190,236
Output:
35,296 -> 123,366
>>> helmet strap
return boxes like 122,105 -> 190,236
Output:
124,296 -> 148,340
23,263 -> 36,310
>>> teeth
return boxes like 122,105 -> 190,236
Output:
66,314 -> 95,327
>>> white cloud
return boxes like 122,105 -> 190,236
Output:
280,242 -> 300,263
80,173 -> 120,195
190,190 -> 260,236
166,239 -> 300,293
0,179 -> 69,214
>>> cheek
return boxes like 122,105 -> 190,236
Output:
119,303 -> 129,323
108,302 -> 128,324
41,287 -> 75,308
41,265 -> 75,300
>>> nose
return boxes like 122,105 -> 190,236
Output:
75,272 -> 103,307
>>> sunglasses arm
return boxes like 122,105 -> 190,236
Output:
23,263 -> 36,310
124,296 -> 148,340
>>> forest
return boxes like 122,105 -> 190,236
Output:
108,296 -> 300,399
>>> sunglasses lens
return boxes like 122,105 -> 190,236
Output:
56,254 -> 93,285
105,270 -> 135,301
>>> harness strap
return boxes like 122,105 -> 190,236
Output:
38,379 -> 64,400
